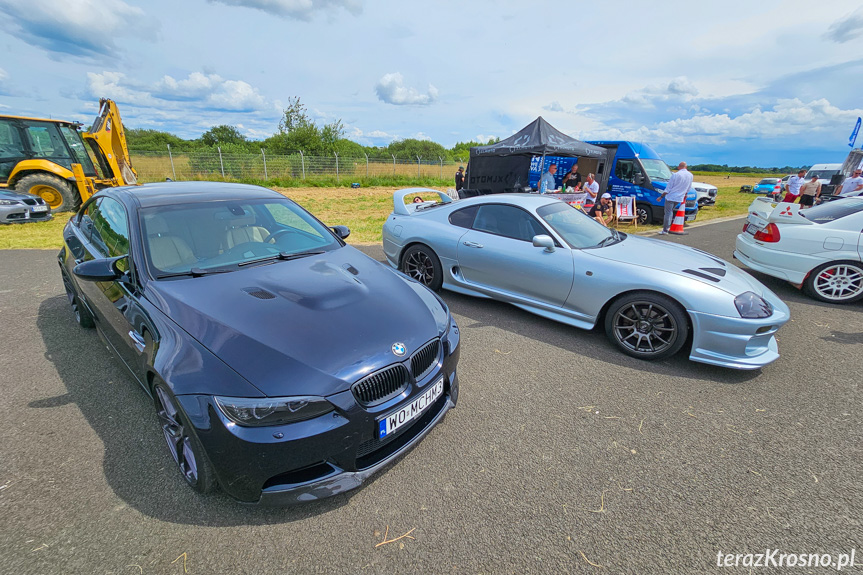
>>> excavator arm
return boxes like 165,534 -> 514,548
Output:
83,98 -> 137,186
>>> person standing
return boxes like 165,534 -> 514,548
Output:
539,163 -> 557,193
838,168 -> 863,197
658,161 -> 693,235
583,173 -> 599,204
798,175 -> 821,208
455,166 -> 465,191
562,164 -> 581,190
783,169 -> 806,203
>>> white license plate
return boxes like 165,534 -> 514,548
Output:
685,214 -> 696,222
32,205 -> 49,213
377,377 -> 444,439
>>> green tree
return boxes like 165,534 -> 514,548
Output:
200,125 -> 246,147
385,138 -> 451,161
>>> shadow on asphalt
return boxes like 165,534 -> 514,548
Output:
33,294 -> 365,525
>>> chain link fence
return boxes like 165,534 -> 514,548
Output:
130,149 -> 467,183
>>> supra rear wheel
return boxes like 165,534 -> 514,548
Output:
62,273 -> 94,328
803,261 -> 863,304
401,244 -> 443,291
16,173 -> 78,212
604,292 -> 689,361
153,383 -> 216,493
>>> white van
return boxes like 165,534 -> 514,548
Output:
805,163 -> 842,186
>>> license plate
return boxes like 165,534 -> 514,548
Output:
32,205 -> 49,213
377,377 -> 444,439
685,214 -> 696,222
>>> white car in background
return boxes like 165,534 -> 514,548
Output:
693,181 -> 717,206
734,197 -> 863,304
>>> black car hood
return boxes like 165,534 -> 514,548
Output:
145,246 -> 445,398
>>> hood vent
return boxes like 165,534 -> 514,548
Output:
682,269 -> 720,282
701,267 -> 726,277
242,287 -> 276,300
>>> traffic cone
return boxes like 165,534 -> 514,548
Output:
668,202 -> 688,235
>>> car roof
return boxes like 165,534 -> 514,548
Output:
450,193 -> 563,210
111,181 -> 284,208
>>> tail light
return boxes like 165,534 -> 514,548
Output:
753,223 -> 781,242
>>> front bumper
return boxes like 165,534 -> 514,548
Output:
687,298 -> 790,370
0,205 -> 53,223
178,324 -> 461,504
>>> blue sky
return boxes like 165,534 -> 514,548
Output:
1,0 -> 861,167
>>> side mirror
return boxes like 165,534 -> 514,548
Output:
330,225 -> 350,240
532,235 -> 555,253
73,256 -> 126,282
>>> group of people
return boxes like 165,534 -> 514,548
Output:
539,164 -> 600,202
781,168 -> 863,206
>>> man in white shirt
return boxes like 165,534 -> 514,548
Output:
658,161 -> 693,234
583,173 -> 599,204
539,164 -> 557,193
783,169 -> 806,203
838,169 -> 863,197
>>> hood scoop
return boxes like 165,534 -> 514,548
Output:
242,287 -> 276,300
682,267 -> 729,283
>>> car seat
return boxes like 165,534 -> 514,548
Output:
224,210 -> 269,249
145,215 -> 198,271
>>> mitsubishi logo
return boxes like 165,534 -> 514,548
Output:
779,206 -> 793,216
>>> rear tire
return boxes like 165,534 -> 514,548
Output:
401,244 -> 443,291
604,292 -> 689,361
16,173 -> 78,212
802,261 -> 863,304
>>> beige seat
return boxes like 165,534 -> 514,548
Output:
224,212 -> 269,249
145,215 -> 198,271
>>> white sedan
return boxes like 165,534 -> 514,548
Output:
734,197 -> 863,304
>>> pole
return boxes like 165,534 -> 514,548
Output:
261,148 -> 268,180
335,152 -> 340,183
364,153 -> 369,178
439,156 -> 443,179
167,144 -> 176,180
417,155 -> 421,178
392,154 -> 396,176
300,150 -> 305,180
218,146 -> 225,180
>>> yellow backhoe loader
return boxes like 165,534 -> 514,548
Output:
0,98 -> 137,212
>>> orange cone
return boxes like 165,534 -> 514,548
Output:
669,202 -> 688,235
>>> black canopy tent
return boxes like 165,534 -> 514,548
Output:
465,117 -> 612,195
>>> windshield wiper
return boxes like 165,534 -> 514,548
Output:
595,232 -> 620,248
238,250 -> 326,267
156,267 -> 235,279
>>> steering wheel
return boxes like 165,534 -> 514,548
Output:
264,229 -> 294,244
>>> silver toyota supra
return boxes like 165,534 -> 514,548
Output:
382,189 -> 789,370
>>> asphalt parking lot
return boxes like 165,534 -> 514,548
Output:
1,217 -> 861,574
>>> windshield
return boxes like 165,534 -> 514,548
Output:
641,159 -> 673,181
141,198 -> 340,277
536,202 -> 617,249
58,126 -> 97,173
805,169 -> 839,180
758,178 -> 780,185
800,198 -> 863,224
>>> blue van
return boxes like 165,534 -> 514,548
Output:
586,141 -> 698,225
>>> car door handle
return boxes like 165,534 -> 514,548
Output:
128,330 -> 146,353
462,241 -> 484,248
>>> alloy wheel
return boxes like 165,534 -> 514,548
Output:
611,301 -> 678,356
812,264 -> 863,302
404,250 -> 436,286
155,387 -> 199,485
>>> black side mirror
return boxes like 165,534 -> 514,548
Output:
73,255 -> 127,282
330,225 -> 350,240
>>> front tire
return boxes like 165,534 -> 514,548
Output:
154,383 -> 216,494
401,244 -> 443,291
803,261 -> 863,304
604,292 -> 689,361
635,203 -> 654,225
62,273 -> 94,328
16,173 -> 79,212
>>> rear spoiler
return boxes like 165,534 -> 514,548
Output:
393,188 -> 453,215
752,198 -> 812,226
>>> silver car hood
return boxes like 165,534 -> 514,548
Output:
587,235 -> 769,297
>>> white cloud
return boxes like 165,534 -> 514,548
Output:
543,101 -> 564,112
825,7 -> 863,43
0,0 -> 157,58
207,0 -> 362,21
622,77 -> 699,107
375,73 -> 438,106
0,67 -> 7,81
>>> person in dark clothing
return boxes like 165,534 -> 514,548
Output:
455,166 -> 465,191
562,164 -> 581,190
588,193 -> 614,226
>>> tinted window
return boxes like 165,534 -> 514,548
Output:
800,198 -> 863,224
89,197 -> 130,259
758,179 -> 780,185
0,120 -> 25,180
473,204 -> 546,242
615,159 -> 637,183
449,206 -> 478,228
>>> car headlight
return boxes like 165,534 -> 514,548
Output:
214,395 -> 334,426
734,291 -> 773,318
0,199 -> 21,205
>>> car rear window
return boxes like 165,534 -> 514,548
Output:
449,206 -> 478,228
758,179 -> 779,185
800,198 -> 863,224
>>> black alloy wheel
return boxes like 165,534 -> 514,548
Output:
605,292 -> 688,360
401,244 -> 443,291
154,383 -> 216,493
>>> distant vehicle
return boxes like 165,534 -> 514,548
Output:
383,188 -> 789,369
0,188 -> 51,223
779,174 -> 793,192
693,182 -> 717,206
752,178 -> 781,195
804,163 -> 842,194
735,197 -> 863,304
59,181 -> 460,503
739,184 -> 753,193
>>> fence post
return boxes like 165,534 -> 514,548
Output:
417,155 -> 421,178
392,154 -> 396,176
167,144 -> 176,180
261,148 -> 268,180
300,150 -> 305,180
334,152 -> 340,183
217,146 -> 225,180
439,156 -> 443,179
364,153 -> 369,178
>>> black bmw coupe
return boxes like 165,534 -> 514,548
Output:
58,182 -> 460,504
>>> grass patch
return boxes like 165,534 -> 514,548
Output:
0,214 -> 72,250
